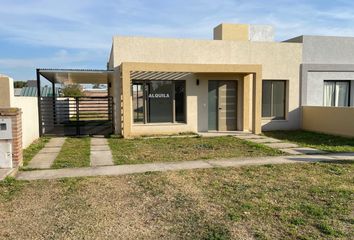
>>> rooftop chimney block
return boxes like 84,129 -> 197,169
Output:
213,23 -> 274,42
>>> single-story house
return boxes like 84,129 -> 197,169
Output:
36,23 -> 354,138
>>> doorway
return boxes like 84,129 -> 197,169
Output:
208,80 -> 237,131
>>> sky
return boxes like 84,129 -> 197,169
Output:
1,0 -> 354,81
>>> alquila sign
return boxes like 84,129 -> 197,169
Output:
148,93 -> 170,98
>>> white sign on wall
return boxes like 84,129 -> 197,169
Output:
148,93 -> 170,98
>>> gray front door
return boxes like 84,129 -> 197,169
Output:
208,80 -> 237,131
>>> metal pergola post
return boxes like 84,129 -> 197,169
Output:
36,69 -> 43,136
52,79 -> 56,125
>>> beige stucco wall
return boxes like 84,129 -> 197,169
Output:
112,36 -> 302,134
213,24 -> 249,41
0,76 -> 14,107
12,97 -> 39,148
302,106 -> 354,137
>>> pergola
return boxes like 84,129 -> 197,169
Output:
36,68 -> 113,94
36,69 -> 114,136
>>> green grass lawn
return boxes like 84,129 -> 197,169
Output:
22,137 -> 50,166
51,137 -> 91,169
108,136 -> 283,165
264,130 -> 354,153
0,162 -> 353,239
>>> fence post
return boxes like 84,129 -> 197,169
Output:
76,97 -> 80,135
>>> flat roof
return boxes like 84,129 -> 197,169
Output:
38,68 -> 113,84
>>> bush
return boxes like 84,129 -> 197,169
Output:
61,84 -> 83,97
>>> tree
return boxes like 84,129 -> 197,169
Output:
61,84 -> 83,97
14,81 -> 27,88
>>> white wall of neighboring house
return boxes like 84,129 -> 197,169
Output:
12,97 -> 39,148
306,72 -> 354,106
0,75 -> 39,148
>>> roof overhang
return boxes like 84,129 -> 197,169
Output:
126,62 -> 262,81
130,71 -> 191,80
38,69 -> 113,84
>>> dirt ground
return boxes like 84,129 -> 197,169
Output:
0,161 -> 353,239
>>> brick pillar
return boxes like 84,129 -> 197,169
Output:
0,108 -> 23,167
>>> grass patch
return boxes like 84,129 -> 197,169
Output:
51,137 -> 90,169
316,222 -> 343,236
0,177 -> 25,201
189,162 -> 354,239
23,137 -> 50,166
263,130 -> 354,152
108,136 -> 283,165
204,223 -> 231,240
59,177 -> 85,195
0,162 -> 353,239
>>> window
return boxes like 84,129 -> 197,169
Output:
262,80 -> 286,119
132,83 -> 144,123
132,80 -> 186,123
174,81 -> 185,122
323,81 -> 350,107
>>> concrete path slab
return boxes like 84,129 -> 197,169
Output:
40,147 -> 63,153
326,152 -> 354,160
236,135 -> 264,139
264,142 -> 299,149
280,147 -> 327,155
45,138 -> 66,147
279,148 -> 303,155
198,131 -> 249,137
90,138 -> 114,167
247,137 -> 282,144
91,145 -> 110,151
91,137 -> 108,146
16,154 -> 348,181
27,138 -> 66,169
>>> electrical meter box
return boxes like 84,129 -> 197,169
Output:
0,118 -> 13,168
0,118 -> 12,140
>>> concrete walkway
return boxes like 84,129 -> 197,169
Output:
90,138 -> 114,166
234,133 -> 327,155
16,153 -> 354,181
27,138 -> 66,169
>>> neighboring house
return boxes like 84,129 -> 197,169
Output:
286,36 -> 354,107
14,88 -> 22,96
14,86 -> 57,97
36,23 -> 354,138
